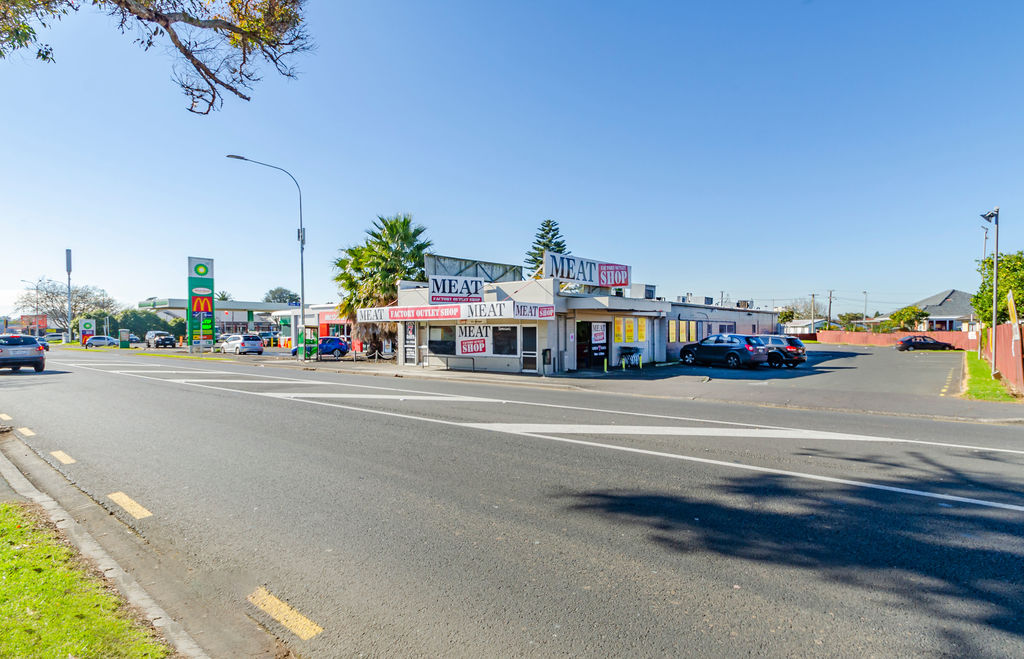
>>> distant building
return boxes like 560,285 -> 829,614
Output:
781,318 -> 829,334
866,289 -> 977,332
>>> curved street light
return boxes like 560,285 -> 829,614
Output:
226,155 -> 307,361
980,207 -> 999,376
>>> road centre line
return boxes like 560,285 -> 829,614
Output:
108,492 -> 153,519
65,361 -> 1024,456
247,586 -> 323,640
145,377 -> 1024,513
17,427 -> 35,436
50,450 -> 76,464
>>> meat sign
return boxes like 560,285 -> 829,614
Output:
542,251 -> 631,288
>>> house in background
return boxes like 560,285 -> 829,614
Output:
782,318 -> 829,334
866,289 -> 978,332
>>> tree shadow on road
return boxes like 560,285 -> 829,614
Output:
558,468 -> 1024,649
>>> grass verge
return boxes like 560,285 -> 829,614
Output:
0,502 -> 171,658
961,351 -> 1020,402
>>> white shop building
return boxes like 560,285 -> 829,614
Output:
356,252 -> 670,374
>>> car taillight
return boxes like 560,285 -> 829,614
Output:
745,344 -> 755,352
37,346 -> 45,352
785,346 -> 798,351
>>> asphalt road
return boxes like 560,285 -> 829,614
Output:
2,348 -> 1023,657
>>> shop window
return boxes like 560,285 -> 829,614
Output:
428,326 -> 455,355
493,326 -> 518,355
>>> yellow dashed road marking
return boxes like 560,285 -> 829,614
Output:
247,586 -> 324,640
50,450 -> 76,464
0,413 -> 11,421
17,427 -> 35,436
108,492 -> 153,519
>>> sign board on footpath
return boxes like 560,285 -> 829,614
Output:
187,257 -> 215,349
1009,290 -> 1021,354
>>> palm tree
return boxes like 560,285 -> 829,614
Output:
215,291 -> 233,301
333,214 -> 432,346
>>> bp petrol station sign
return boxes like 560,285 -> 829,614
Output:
79,318 -> 95,345
187,257 -> 215,349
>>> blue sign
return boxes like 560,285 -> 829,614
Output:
288,301 -> 301,306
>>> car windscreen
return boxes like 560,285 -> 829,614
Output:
0,336 -> 38,346
242,335 -> 261,341
785,338 -> 804,347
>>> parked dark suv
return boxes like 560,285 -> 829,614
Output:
756,334 -> 807,368
145,331 -> 176,348
680,334 -> 767,369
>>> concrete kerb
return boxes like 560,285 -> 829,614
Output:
0,431 -> 209,658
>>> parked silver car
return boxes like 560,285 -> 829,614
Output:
221,334 -> 264,355
85,335 -> 118,347
0,334 -> 46,372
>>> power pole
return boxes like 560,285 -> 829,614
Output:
862,291 -> 868,330
809,293 -> 816,335
827,290 -> 834,329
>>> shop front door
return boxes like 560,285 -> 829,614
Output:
522,326 -> 538,372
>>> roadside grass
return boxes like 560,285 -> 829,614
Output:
961,351 -> 1020,402
0,502 -> 171,658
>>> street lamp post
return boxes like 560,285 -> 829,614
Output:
226,155 -> 306,361
981,207 -> 999,376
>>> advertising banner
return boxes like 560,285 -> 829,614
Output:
592,322 -> 607,344
357,301 -> 555,323
638,318 -> 647,342
668,320 -> 676,343
624,318 -> 635,342
456,325 -> 492,355
20,314 -> 47,330
187,257 -> 215,347
542,251 -> 631,288
429,275 -> 485,304
614,318 -> 624,343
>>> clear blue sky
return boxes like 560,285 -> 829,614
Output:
2,0 -> 1021,318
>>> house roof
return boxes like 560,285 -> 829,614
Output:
908,289 -> 974,319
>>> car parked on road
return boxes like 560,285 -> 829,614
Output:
259,331 -> 280,347
35,336 -> 49,351
85,335 -> 118,348
129,334 -> 141,343
0,334 -> 45,372
145,331 -> 176,348
222,334 -> 264,355
895,335 -> 955,351
680,334 -> 768,369
290,336 -> 349,359
755,334 -> 807,368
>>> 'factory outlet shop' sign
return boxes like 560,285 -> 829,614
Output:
543,251 -> 631,288
357,301 -> 554,323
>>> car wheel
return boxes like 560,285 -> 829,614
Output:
725,353 -> 740,369
907,346 -> 915,351
681,351 -> 696,365
235,347 -> 240,355
332,349 -> 342,358
34,363 -> 44,373
768,354 -> 782,368
257,351 -> 263,355
11,366 -> 21,372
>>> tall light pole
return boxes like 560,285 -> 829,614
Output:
981,207 -> 999,376
226,155 -> 306,361
20,279 -> 40,336
809,293 -> 816,336
66,249 -> 72,342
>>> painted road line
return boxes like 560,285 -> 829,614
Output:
463,423 -> 1024,455
260,393 -> 494,401
108,492 -> 153,519
0,413 -> 11,421
17,427 -> 35,437
112,370 -> 223,374
50,450 -> 76,464
67,363 -> 1024,511
247,587 -> 323,640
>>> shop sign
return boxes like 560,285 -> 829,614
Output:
543,251 -> 631,288
20,314 -> 47,330
592,322 -> 607,343
404,322 -> 417,362
456,325 -> 491,355
187,257 -> 215,346
429,275 -> 485,304
614,318 -> 624,342
79,318 -> 95,345
357,301 -> 517,323
513,302 -> 556,319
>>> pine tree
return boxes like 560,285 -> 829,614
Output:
525,219 -> 570,275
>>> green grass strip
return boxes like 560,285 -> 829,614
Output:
962,351 -> 1020,402
0,503 -> 171,658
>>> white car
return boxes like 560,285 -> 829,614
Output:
221,334 -> 264,355
85,335 -> 118,347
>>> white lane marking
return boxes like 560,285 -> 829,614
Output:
464,424 -> 1024,456
136,377 -> 1024,513
112,370 -> 223,374
261,393 -> 493,401
0,413 -> 11,421
167,379 -> 329,384
17,427 -> 35,436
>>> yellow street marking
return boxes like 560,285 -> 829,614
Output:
50,450 -> 76,464
108,492 -> 153,519
0,413 -> 11,421
17,427 -> 35,436
247,586 -> 324,640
